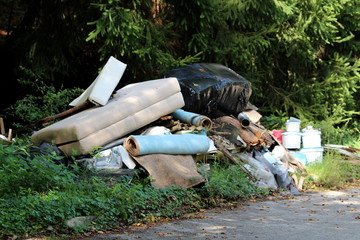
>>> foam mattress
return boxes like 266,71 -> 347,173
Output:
31,77 -> 185,155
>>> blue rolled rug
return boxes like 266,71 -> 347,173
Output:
171,109 -> 213,129
124,134 -> 211,156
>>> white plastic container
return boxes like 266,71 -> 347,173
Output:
282,131 -> 301,149
302,130 -> 321,148
286,121 -> 301,132
300,147 -> 324,164
289,151 -> 308,165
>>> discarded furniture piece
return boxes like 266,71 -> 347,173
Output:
164,63 -> 252,118
14,57 -> 126,134
124,134 -> 211,156
132,154 -> 204,188
70,56 -> 127,107
171,109 -> 213,130
31,77 -> 184,156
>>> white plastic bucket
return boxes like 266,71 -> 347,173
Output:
302,130 -> 321,148
282,131 -> 301,149
300,147 -> 324,164
286,121 -> 300,132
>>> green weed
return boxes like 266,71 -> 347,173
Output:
304,151 -> 360,189
199,162 -> 265,205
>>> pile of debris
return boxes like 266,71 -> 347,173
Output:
24,57 -> 307,193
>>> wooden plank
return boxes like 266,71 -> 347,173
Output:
0,117 -> 5,135
7,128 -> 12,141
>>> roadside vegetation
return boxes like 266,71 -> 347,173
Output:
0,138 -> 265,239
1,116 -> 359,239
304,151 -> 360,190
0,0 -> 360,239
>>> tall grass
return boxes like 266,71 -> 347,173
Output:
304,150 -> 360,189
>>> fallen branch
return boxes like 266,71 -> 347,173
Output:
13,101 -> 92,134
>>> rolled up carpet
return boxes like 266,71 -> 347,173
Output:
124,134 -> 211,156
132,154 -> 204,188
171,109 -> 213,130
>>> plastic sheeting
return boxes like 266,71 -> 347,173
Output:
236,153 -> 278,189
124,134 -> 211,156
254,151 -> 292,189
171,109 -> 213,129
164,63 -> 252,117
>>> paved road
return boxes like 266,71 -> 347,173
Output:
86,187 -> 360,240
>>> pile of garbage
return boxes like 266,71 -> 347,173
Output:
24,57 -> 308,193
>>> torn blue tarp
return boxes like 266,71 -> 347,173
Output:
171,109 -> 213,129
124,134 -> 211,156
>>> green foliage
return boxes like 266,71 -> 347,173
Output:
0,140 -> 201,237
164,0 -> 360,126
202,162 -> 263,202
260,110 -> 289,130
86,0 -> 200,81
3,0 -> 359,139
5,67 -> 83,127
0,140 -> 268,238
0,138 -> 77,198
304,151 -> 360,189
7,0 -> 97,81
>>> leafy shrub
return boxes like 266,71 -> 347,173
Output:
0,139 -> 78,198
5,67 -> 83,128
0,174 -> 203,238
0,141 -> 204,237
202,162 -> 263,202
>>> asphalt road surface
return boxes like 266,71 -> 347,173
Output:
86,186 -> 360,240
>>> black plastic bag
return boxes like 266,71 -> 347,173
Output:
164,63 -> 252,117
